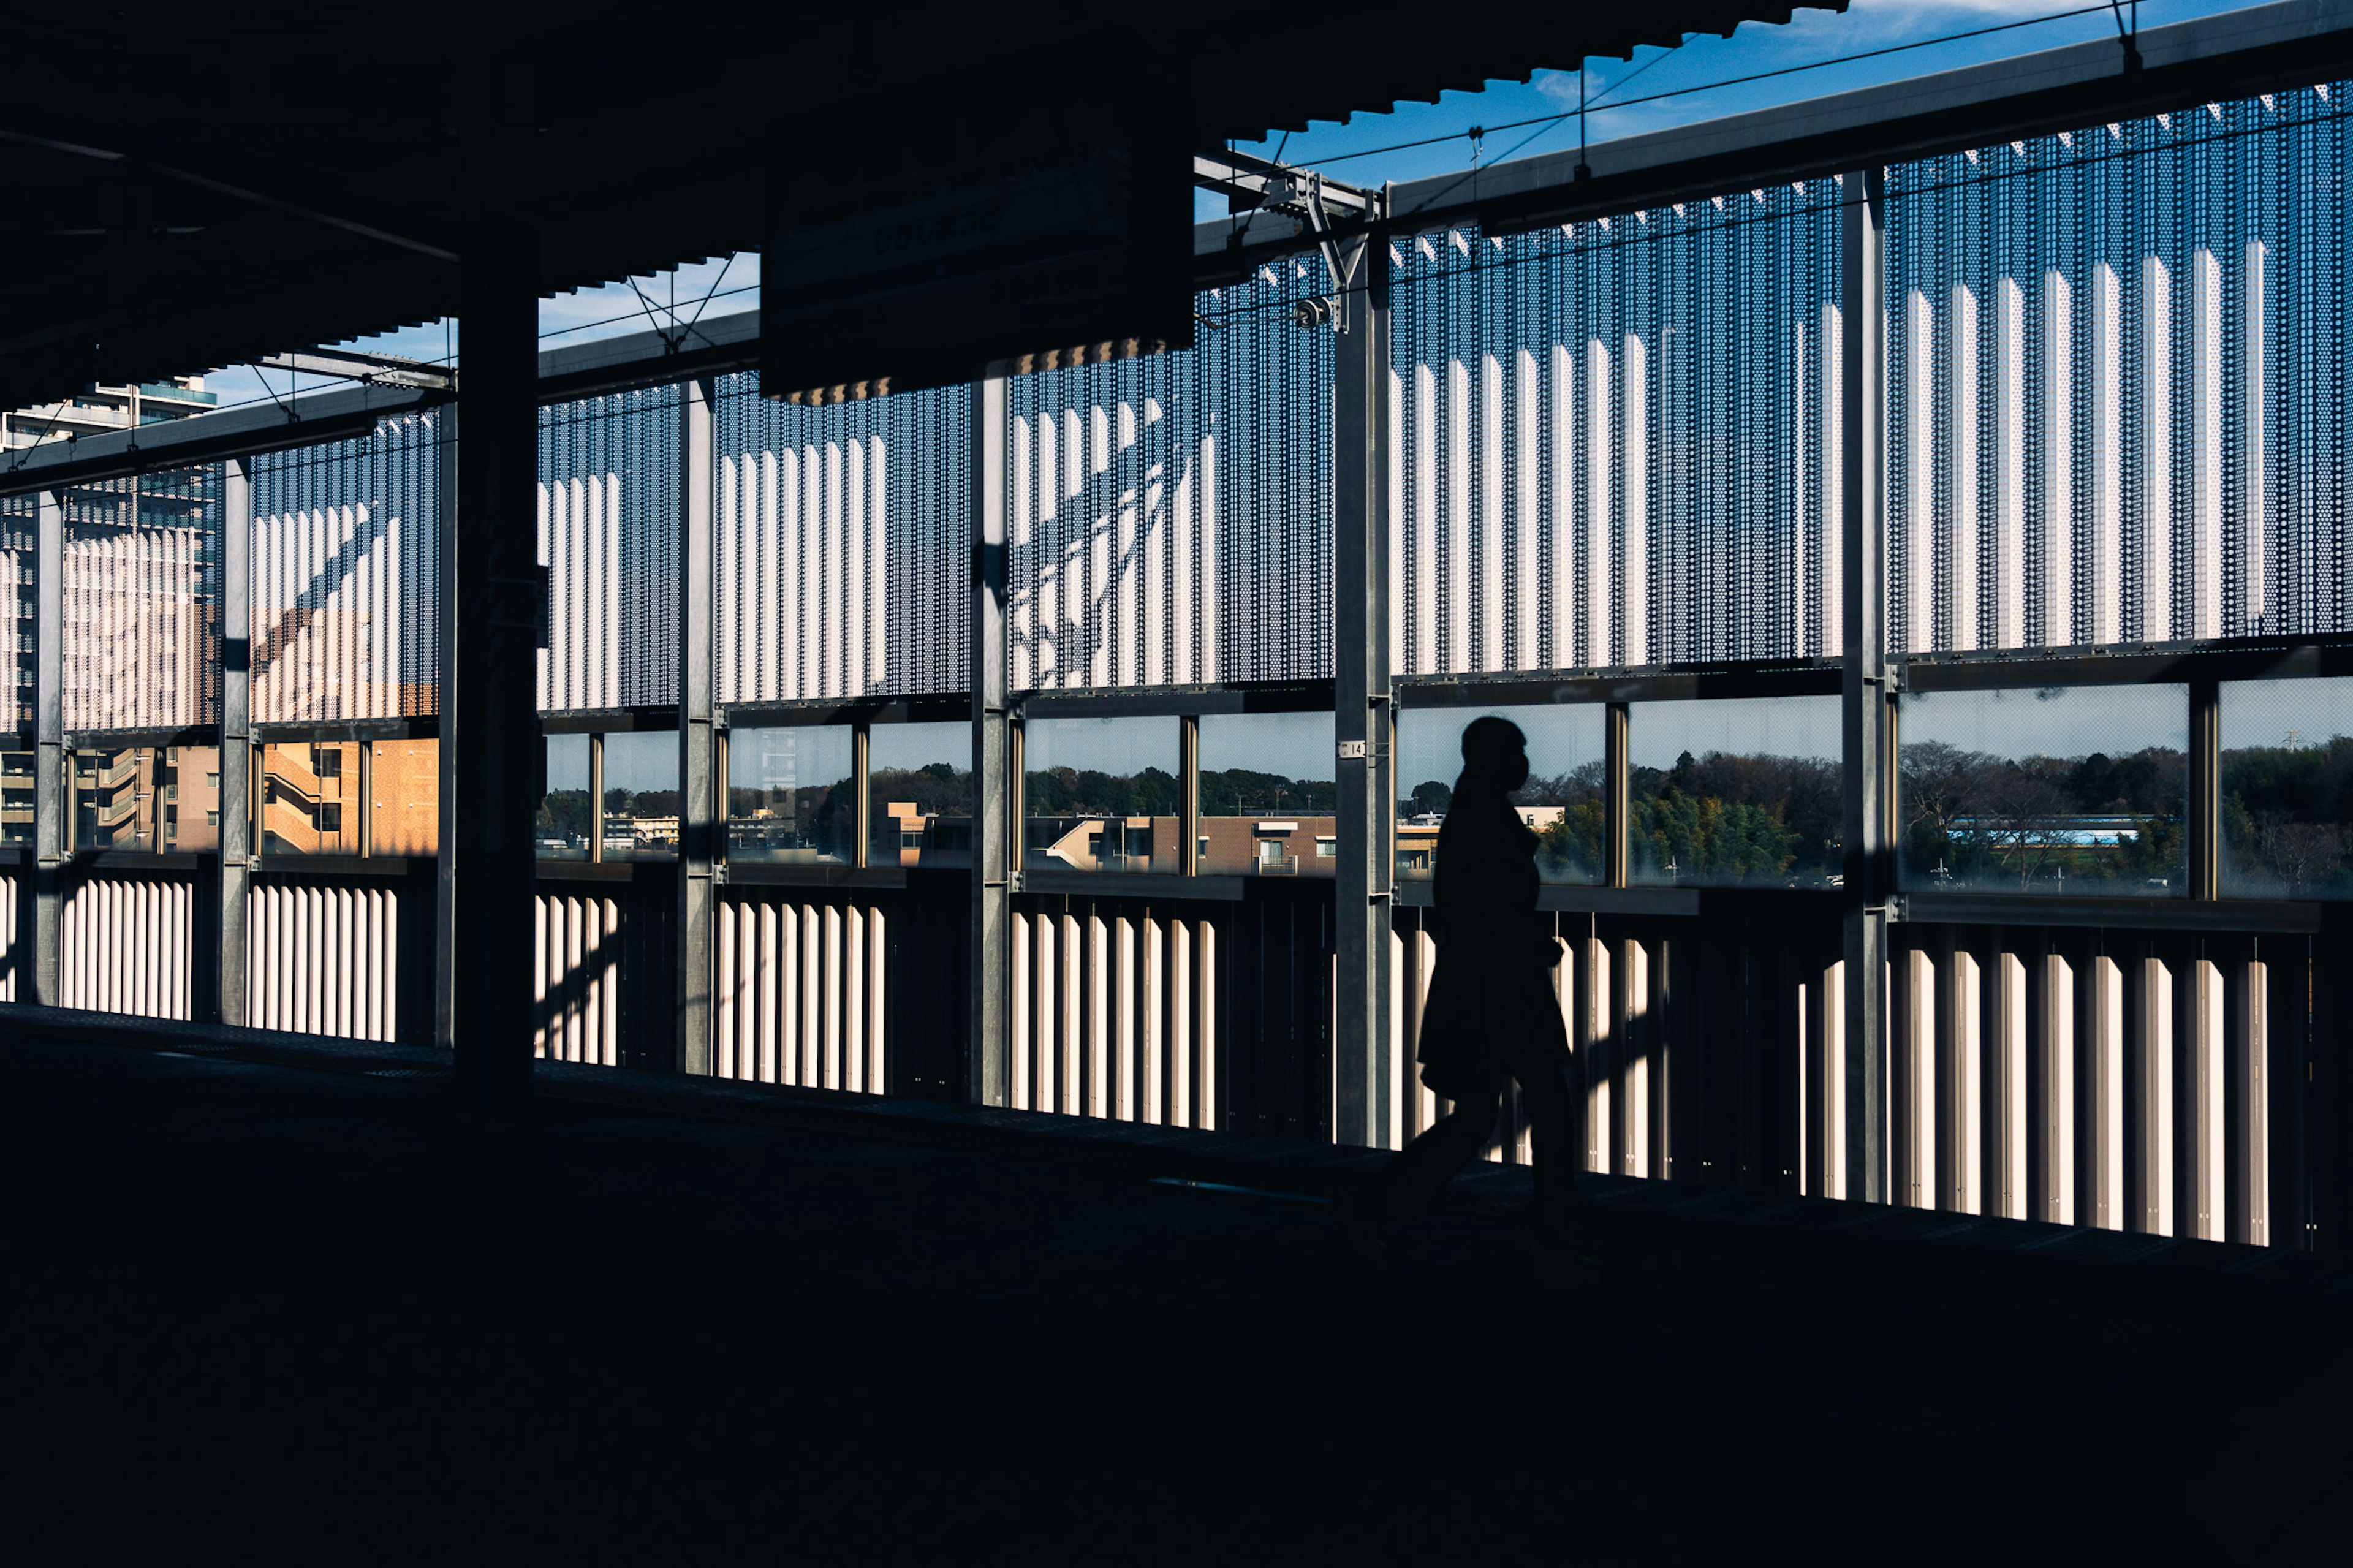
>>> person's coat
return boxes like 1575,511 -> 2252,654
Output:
1414,782 -> 1571,1102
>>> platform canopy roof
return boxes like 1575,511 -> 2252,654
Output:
0,2 -> 1847,412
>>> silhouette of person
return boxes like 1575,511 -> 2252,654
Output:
1337,716 -> 1589,1265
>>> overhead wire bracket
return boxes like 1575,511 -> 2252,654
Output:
1193,151 -> 1377,333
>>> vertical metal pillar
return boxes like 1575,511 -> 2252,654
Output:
1840,167 -> 1890,1203
587,735 -> 605,863
1333,223 -> 1393,1150
851,722 -> 871,871
1178,715 -> 1202,876
1604,701 -> 1630,889
434,415 -> 461,1049
449,118 -> 543,1123
216,457 -> 253,1025
969,374 -> 1011,1105
31,489 -> 62,1005
355,733 -> 373,858
2189,678 -> 2220,900
678,377 -> 716,1075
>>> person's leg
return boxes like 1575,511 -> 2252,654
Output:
1359,1086 -> 1502,1227
1513,1053 -> 1588,1251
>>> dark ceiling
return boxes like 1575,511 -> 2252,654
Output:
0,2 -> 1845,413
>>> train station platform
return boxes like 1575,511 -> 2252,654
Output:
1,1010 -> 2338,1562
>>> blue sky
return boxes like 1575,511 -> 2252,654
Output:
193,1 -> 2267,419
1201,0 -> 2254,210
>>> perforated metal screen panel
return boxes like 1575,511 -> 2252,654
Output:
713,375 -> 970,702
538,387 -> 681,712
61,466 -> 221,731
1391,192 -> 1846,676
1886,84 -> 2349,652
1010,268 -> 1335,691
249,414 -> 442,722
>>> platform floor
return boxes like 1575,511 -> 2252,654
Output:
0,1022 -> 2338,1563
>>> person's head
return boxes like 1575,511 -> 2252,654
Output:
1458,716 -> 1529,794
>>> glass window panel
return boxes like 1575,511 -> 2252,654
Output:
1395,705 -> 1606,884
72,745 -> 218,853
1898,685 -> 2187,896
1629,698 -> 1841,889
369,738 -> 439,857
537,733 -> 593,860
260,741 -> 363,855
1198,712 -> 1336,879
727,725 -> 853,865
2221,678 -> 2353,898
0,749 -> 31,846
868,721 -> 971,869
1021,716 -> 1180,874
601,730 -> 680,862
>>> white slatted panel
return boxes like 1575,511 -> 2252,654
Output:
1007,903 -> 1217,1129
531,890 -> 621,1066
712,892 -> 887,1091
60,875 -> 191,1020
247,882 -> 400,1042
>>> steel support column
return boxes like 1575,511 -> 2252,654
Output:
851,723 -> 871,871
1840,167 -> 1890,1203
434,417 -> 460,1049
449,143 -> 542,1123
2189,678 -> 2220,900
1333,225 -> 1393,1149
1604,702 -> 1630,890
678,377 -> 716,1074
1178,716 -> 1203,875
969,375 -> 1010,1106
31,489 -> 61,1005
216,457 -> 253,1025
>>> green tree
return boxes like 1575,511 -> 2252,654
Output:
1406,779 -> 1452,817
536,789 -> 593,846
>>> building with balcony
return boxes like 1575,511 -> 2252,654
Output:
1,378 -> 218,452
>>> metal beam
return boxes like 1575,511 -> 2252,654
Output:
1333,222 -> 1392,1150
257,348 -> 452,391
1194,150 -> 1376,217
1840,166 -> 1889,1206
969,375 -> 1010,1107
216,456 -> 252,1026
0,381 -> 444,497
31,490 -> 62,1006
678,377 -> 717,1074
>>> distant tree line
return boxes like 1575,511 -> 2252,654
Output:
1025,765 -> 1182,817
1900,740 -> 2186,890
872,762 -> 972,818
1625,750 -> 1841,887
2219,732 -> 2353,895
